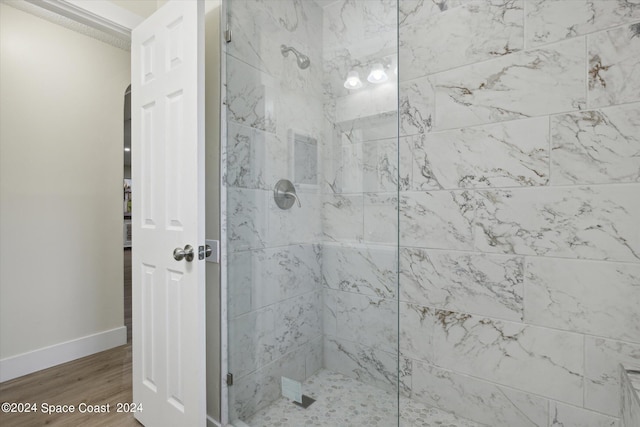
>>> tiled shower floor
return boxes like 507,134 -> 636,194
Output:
241,369 -> 484,427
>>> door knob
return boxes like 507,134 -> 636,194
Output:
173,244 -> 194,262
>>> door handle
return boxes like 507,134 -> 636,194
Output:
173,244 -> 195,262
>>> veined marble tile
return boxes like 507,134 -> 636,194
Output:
228,306 -> 276,379
322,0 -> 397,51
274,290 -> 322,357
431,38 -> 586,130
305,336 -> 323,379
322,194 -> 364,242
267,189 -> 322,246
363,138 -> 406,192
551,103 -> 640,185
409,359 -> 549,427
226,122 -> 286,190
399,248 -> 524,321
549,402 -> 618,427
588,23 -> 640,108
474,185 -> 640,262
400,76 -> 434,137
335,291 -> 398,353
399,0 -> 474,27
323,335 -> 399,394
525,257 -> 640,342
403,134 -> 442,190
334,111 -> 398,143
334,83 -> 398,124
227,0 -> 323,96
414,117 -> 550,189
400,191 -> 475,250
323,140 -> 363,194
323,287 -> 338,337
399,302 -> 435,363
226,55 -> 277,134
322,243 -> 397,299
400,0 -> 524,80
585,337 -> 640,416
227,188 -> 269,252
426,309 -> 585,405
275,87 -> 324,148
525,0 -> 640,48
230,344 -> 307,421
227,244 -> 322,317
364,193 -> 398,245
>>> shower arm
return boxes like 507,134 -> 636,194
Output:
280,44 -> 310,69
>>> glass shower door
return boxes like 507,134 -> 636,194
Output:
224,1 -> 399,425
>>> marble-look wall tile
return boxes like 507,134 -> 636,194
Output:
525,257 -> 640,342
323,139 -> 363,194
401,305 -> 585,405
228,0 -> 323,96
400,191 -> 475,250
403,134 -> 442,190
267,189 -> 322,246
227,244 -> 321,317
321,0 -> 397,99
364,193 -> 398,245
551,103 -> 640,185
413,117 -> 550,189
226,56 -> 277,134
334,83 -> 398,124
322,0 -> 397,51
334,291 -> 398,353
227,188 -> 269,252
230,344 -> 308,422
323,287 -> 338,337
549,402 -> 618,427
525,0 -> 640,48
323,335 -> 399,394
274,290 -> 323,357
400,0 -> 524,80
399,248 -> 524,321
429,310 -> 585,406
409,359 -> 549,427
585,337 -> 640,416
400,302 -> 435,363
400,76 -> 434,137
322,194 -> 364,242
399,0 -> 474,27
322,243 -> 397,299
363,138 -> 406,192
226,122 -> 286,190
334,112 -> 398,144
229,306 -> 276,379
622,367 -> 640,427
474,185 -> 640,262
588,23 -> 640,108
431,38 -> 586,130
275,87 -> 325,147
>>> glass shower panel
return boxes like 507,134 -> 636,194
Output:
225,0 -> 399,425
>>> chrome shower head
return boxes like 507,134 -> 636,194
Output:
280,44 -> 310,70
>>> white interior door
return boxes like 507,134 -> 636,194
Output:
131,1 -> 205,426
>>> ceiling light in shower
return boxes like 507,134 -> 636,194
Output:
367,63 -> 388,84
344,70 -> 363,90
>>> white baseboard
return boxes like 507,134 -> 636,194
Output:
0,326 -> 127,383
